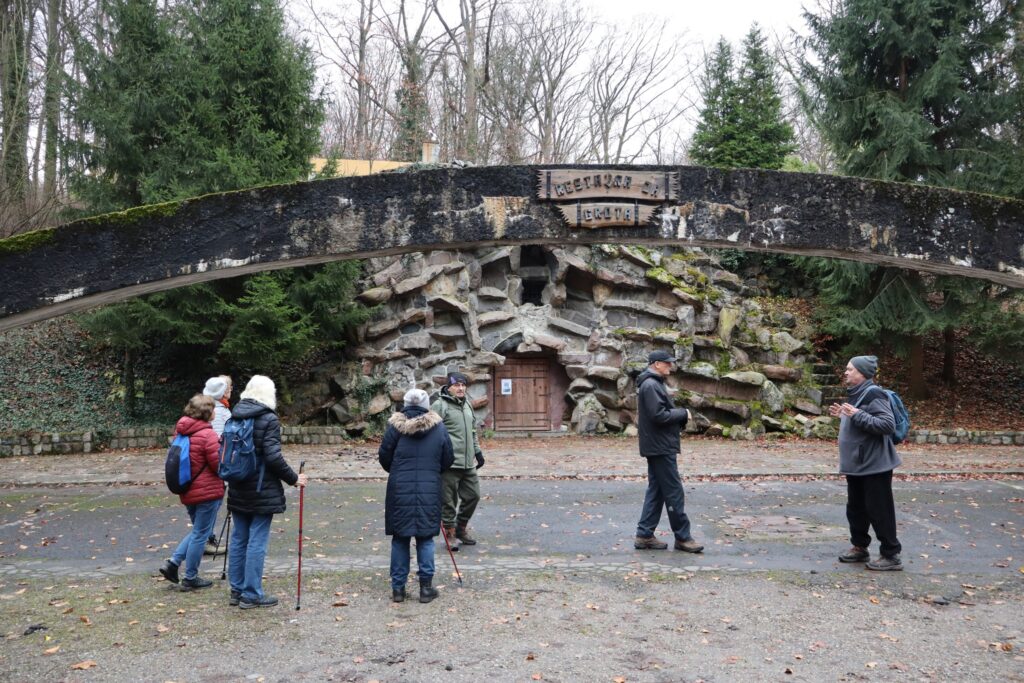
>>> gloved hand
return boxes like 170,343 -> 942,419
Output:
475,451 -> 485,469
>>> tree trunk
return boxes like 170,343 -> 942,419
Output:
42,0 -> 64,201
907,335 -> 930,399
1,0 -> 32,229
942,326 -> 956,387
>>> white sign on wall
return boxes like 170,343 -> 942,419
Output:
501,379 -> 513,395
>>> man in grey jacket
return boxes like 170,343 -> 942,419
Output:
634,350 -> 704,553
828,355 -> 903,571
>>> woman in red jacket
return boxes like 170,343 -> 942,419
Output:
159,394 -> 225,590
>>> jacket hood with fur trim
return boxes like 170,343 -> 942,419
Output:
239,375 -> 276,411
388,407 -> 443,436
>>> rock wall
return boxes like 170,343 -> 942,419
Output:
322,245 -> 825,437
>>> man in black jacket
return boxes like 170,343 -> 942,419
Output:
634,350 -> 704,553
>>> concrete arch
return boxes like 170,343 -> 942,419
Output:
2,164 -> 1024,332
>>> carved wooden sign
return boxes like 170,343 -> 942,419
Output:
537,169 -> 678,229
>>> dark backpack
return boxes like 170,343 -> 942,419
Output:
218,418 -> 263,490
164,433 -> 206,494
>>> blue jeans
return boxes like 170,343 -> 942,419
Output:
228,511 -> 273,600
186,504 -> 220,544
171,499 -> 222,580
390,536 -> 435,590
636,454 -> 692,541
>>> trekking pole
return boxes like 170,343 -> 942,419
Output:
440,522 -> 463,586
219,511 -> 231,580
214,511 -> 229,580
295,461 -> 306,611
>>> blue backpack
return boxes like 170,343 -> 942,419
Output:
883,388 -> 911,445
218,418 -> 263,490
852,386 -> 911,445
164,433 -> 206,494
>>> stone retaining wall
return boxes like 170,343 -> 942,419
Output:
1,426 -> 1022,456
0,426 -> 351,457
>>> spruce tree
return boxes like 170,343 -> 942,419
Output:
71,0 -> 365,415
800,0 -> 1023,396
734,25 -> 795,170
690,27 -> 795,170
802,0 -> 1019,189
689,39 -> 739,167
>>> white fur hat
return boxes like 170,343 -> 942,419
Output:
202,376 -> 227,400
403,388 -> 430,409
240,375 -> 277,411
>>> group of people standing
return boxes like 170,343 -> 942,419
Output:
159,374 -> 307,609
157,350 -> 903,610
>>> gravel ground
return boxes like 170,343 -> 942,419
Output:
2,438 -> 1022,682
2,567 -> 1023,682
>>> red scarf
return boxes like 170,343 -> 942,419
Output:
219,397 -> 230,409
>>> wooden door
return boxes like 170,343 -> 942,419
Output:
493,358 -> 550,431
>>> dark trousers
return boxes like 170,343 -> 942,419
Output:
636,453 -> 692,541
846,470 -> 901,558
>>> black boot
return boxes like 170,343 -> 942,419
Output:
392,587 -> 406,603
419,578 -> 438,604
159,559 -> 180,584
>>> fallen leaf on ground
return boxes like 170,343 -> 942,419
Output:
71,661 -> 97,670
43,646 -> 60,655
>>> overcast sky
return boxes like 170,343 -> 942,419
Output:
584,0 -> 812,47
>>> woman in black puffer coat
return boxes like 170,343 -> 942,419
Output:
226,375 -> 307,610
379,388 -> 454,604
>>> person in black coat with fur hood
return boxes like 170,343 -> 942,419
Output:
379,387 -> 454,604
226,375 -> 307,609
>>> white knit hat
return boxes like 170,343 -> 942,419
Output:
403,388 -> 430,409
203,376 -> 228,400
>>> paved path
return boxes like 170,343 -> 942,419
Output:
1,436 -> 1022,486
3,478 -> 1022,582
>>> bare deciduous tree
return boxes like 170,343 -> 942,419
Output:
585,23 -> 697,164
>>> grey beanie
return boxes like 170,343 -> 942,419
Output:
850,355 -> 878,379
403,388 -> 431,409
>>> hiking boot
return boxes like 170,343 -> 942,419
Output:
239,595 -> 279,609
838,546 -> 870,563
179,577 -> 213,591
159,560 -> 180,584
392,587 -> 407,603
455,525 -> 477,545
419,578 -> 438,604
634,536 -> 668,550
866,554 -> 903,571
229,589 -> 241,606
674,538 -> 704,553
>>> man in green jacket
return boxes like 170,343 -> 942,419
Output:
431,372 -> 485,546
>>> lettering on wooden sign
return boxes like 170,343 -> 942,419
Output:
536,169 -> 677,228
